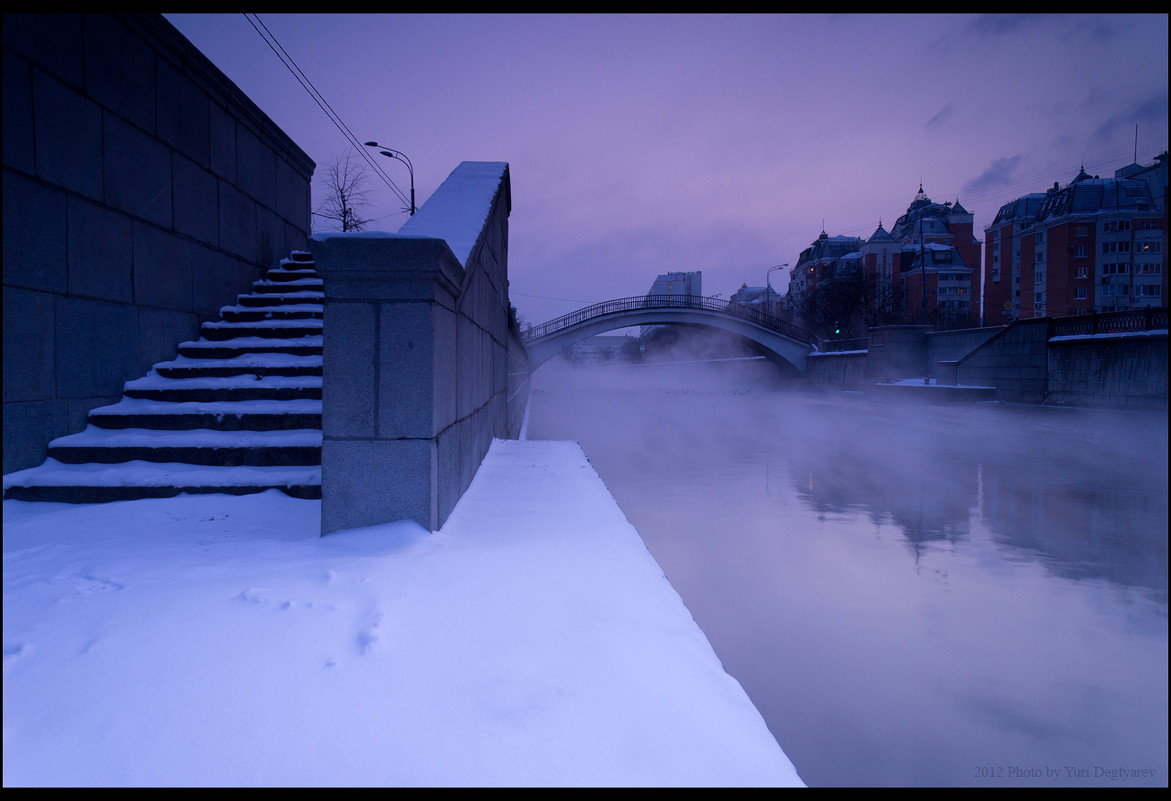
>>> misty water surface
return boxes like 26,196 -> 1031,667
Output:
527,356 -> 1168,788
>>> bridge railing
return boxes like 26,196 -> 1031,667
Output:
1049,305 -> 1168,337
522,294 -> 816,345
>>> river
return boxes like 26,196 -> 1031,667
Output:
525,357 -> 1168,788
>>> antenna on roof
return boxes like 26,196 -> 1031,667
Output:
1134,124 -> 1139,163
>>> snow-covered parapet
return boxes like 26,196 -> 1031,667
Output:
309,162 -> 523,535
397,161 -> 510,269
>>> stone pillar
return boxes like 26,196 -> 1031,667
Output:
310,161 -> 520,535
311,235 -> 462,534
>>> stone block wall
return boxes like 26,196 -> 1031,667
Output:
954,318 -> 1051,403
805,350 -> 868,390
865,326 -> 929,382
1047,332 -> 1168,410
3,13 -> 314,473
925,327 -> 1002,382
312,162 -> 523,534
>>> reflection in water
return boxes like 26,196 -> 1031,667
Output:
527,359 -> 1168,787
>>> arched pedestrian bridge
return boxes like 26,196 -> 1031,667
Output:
521,294 -> 818,372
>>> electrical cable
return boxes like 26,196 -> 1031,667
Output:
243,13 -> 413,212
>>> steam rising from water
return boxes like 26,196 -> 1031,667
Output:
527,352 -> 1168,787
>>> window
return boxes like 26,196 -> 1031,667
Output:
1102,241 -> 1131,254
1138,263 -> 1162,275
1035,271 -> 1046,284
1136,284 -> 1162,297
1137,241 -> 1162,254
1074,245 -> 1087,258
1103,220 -> 1132,233
1075,224 -> 1090,236
1075,265 -> 1088,278
1075,287 -> 1088,300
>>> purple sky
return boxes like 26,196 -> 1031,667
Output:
165,13 -> 1169,326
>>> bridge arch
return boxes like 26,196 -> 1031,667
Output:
522,295 -> 817,373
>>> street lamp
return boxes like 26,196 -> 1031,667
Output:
363,141 -> 416,215
765,264 -> 789,317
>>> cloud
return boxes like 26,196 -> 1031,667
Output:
964,13 -> 1045,39
926,104 -> 954,129
1090,92 -> 1170,148
961,155 -> 1025,197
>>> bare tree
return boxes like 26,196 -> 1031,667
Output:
313,150 -> 374,232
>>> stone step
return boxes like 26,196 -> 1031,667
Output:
3,459 -> 321,502
266,267 -> 319,283
251,278 -> 324,294
47,426 -> 322,466
218,303 -> 323,323
154,352 -> 322,379
122,372 -> 322,403
236,291 -> 324,307
3,250 -> 325,503
176,335 -> 323,360
199,318 -> 323,341
86,397 -> 322,431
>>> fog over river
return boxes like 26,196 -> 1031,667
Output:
526,355 -> 1168,788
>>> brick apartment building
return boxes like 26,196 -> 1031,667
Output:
786,185 -> 981,336
885,185 -> 981,328
985,153 -> 1167,322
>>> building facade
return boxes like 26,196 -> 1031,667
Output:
886,186 -> 981,328
983,155 -> 1167,322
642,270 -> 702,335
784,231 -> 863,336
787,185 -> 981,336
645,270 -> 702,301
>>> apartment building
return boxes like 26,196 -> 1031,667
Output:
984,154 -> 1167,321
787,186 -> 981,335
887,186 -> 981,328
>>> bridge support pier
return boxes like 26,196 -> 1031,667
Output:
310,162 -> 525,534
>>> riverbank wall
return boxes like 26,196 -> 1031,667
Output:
805,312 -> 1168,410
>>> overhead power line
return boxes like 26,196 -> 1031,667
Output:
243,13 -> 413,212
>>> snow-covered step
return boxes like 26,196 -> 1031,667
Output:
154,352 -> 322,379
177,335 -> 323,360
3,459 -> 321,502
218,303 -> 323,324
199,318 -> 323,341
86,397 -> 322,431
236,290 -> 324,307
265,267 -> 319,283
47,426 -> 322,466
3,250 -> 325,503
251,277 -> 324,294
122,371 -> 322,403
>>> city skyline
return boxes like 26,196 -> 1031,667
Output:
165,13 -> 1169,326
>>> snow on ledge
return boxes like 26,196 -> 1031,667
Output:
312,162 -> 509,269
398,161 -> 509,268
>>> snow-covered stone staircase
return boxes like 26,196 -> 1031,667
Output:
3,251 -> 324,503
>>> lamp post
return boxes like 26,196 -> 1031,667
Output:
765,264 -> 788,317
363,141 -> 416,215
